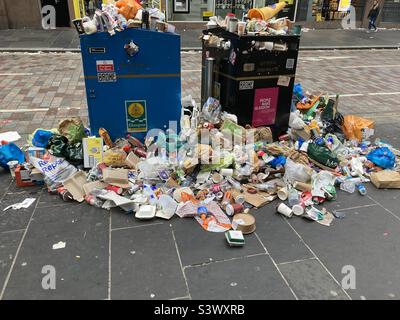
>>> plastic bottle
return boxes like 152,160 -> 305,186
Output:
288,188 -> 300,206
226,177 -> 243,191
85,195 -> 104,208
356,183 -> 367,196
99,128 -> 114,148
143,184 -> 158,206
340,179 -> 355,194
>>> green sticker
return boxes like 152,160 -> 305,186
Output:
125,100 -> 148,133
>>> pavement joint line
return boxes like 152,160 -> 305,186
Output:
111,222 -> 164,232
341,64 -> 400,69
330,203 -> 379,212
0,108 -> 49,113
0,181 -> 14,204
254,232 -> 299,300
0,228 -> 26,235
183,252 -> 268,270
282,217 -> 353,301
169,295 -> 191,300
108,212 -> 112,300
277,257 -> 317,266
171,225 -> 192,300
366,195 -> 400,223
0,189 -> 43,300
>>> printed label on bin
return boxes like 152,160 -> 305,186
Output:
97,72 -> 117,82
239,81 -> 254,90
125,100 -> 148,133
252,87 -> 279,127
96,60 -> 114,72
286,59 -> 295,70
89,47 -> 106,54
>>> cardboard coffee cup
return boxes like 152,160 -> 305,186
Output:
276,203 -> 293,218
220,168 -> 233,176
292,204 -> 304,216
212,173 -> 223,184
277,187 -> 289,201
293,181 -> 312,192
233,213 -> 256,234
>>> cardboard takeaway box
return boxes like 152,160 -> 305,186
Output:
370,170 -> 400,189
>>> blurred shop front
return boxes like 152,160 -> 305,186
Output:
166,0 -> 298,22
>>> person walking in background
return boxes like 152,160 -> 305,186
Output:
367,0 -> 381,33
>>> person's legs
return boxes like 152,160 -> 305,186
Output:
371,16 -> 377,30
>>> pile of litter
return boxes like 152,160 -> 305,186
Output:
1,84 -> 400,247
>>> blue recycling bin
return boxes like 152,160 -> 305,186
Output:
80,28 -> 181,141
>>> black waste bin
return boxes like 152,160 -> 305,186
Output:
201,27 -> 300,139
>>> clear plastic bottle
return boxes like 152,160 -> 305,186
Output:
356,183 -> 367,196
340,179 -> 355,194
288,188 -> 300,206
85,195 -> 104,208
143,184 -> 158,206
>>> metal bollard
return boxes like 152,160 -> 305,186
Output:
201,57 -> 215,105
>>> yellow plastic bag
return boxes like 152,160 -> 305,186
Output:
103,148 -> 127,167
343,115 -> 374,143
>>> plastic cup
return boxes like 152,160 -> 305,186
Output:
7,161 -> 19,178
276,203 -> 293,218
277,187 -> 289,201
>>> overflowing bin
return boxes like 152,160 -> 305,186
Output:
201,27 -> 300,139
80,28 -> 181,141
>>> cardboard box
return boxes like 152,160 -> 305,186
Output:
25,147 -> 46,162
102,168 -> 129,188
83,137 -> 104,168
63,171 -> 87,202
371,170 -> 400,189
15,166 -> 44,187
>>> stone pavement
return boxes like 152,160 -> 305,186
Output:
0,49 -> 400,300
0,28 -> 399,51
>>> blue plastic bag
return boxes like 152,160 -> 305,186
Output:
367,147 -> 396,169
268,155 -> 287,169
32,130 -> 54,148
0,143 -> 25,169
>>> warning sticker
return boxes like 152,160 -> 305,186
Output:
125,100 -> 148,133
96,60 -> 115,72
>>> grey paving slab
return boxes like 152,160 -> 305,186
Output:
287,205 -> 400,300
0,192 -> 38,233
185,254 -> 295,300
0,169 -> 12,199
110,207 -> 165,230
111,223 -> 187,300
278,259 -> 349,300
37,190 -> 82,209
252,206 -> 314,264
2,204 -> 109,300
366,185 -> 400,220
171,216 -> 265,267
0,230 -> 23,290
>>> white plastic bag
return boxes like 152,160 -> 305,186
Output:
30,156 -> 77,191
284,158 -> 312,184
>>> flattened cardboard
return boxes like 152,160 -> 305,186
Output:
83,181 -> 108,196
371,170 -> 400,189
102,168 -> 129,188
63,171 -> 87,202
125,152 -> 140,169
242,185 -> 276,208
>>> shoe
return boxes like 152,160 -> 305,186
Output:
374,28 -> 378,32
